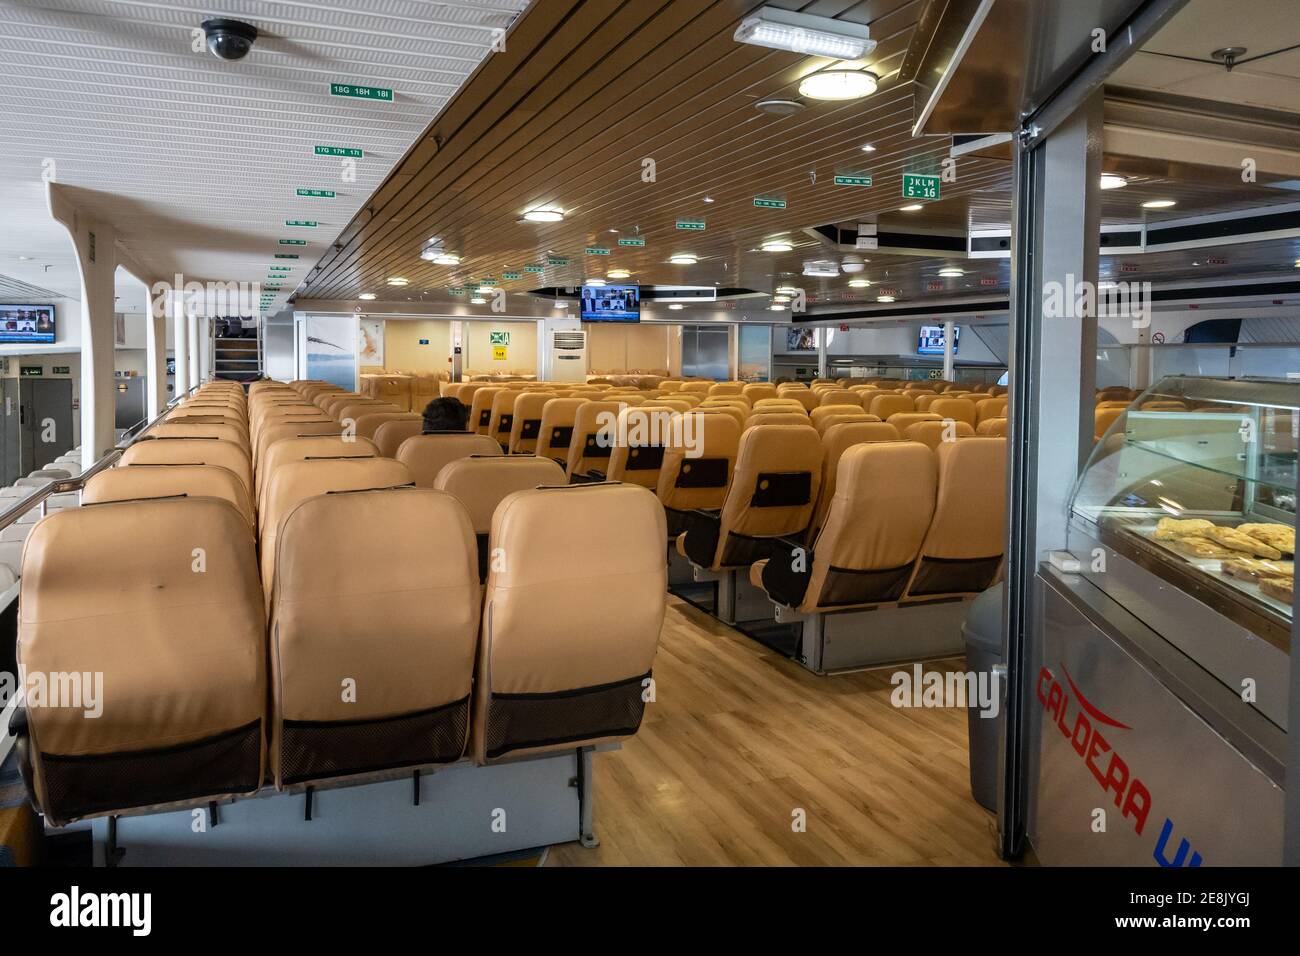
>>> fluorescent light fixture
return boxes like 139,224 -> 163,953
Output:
900,203 -> 923,212
585,278 -> 606,287
772,295 -> 791,304
938,268 -> 964,278
860,143 -> 876,153
358,293 -> 376,300
476,285 -> 497,294
769,304 -> 785,311
775,285 -> 800,295
523,207 -> 564,223
670,254 -> 698,265
876,295 -> 895,302
471,297 -> 488,305
553,299 -> 568,309
386,277 -> 409,286
607,269 -> 631,280
669,304 -> 685,311
761,239 -> 794,252
1142,199 -> 1176,209
803,261 -> 839,278
848,279 -> 870,288
735,7 -> 875,60
432,253 -> 460,266
799,69 -> 878,102
703,196 -> 715,203
1099,174 -> 1127,190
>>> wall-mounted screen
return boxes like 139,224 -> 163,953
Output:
918,324 -> 959,355
582,284 -> 640,322
786,327 -> 818,351
0,304 -> 55,343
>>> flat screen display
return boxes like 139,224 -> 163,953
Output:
0,304 -> 55,343
786,327 -> 817,351
581,284 -> 640,322
918,324 -> 959,355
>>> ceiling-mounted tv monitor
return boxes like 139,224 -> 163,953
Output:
0,304 -> 55,343
918,324 -> 958,355
582,284 -> 640,322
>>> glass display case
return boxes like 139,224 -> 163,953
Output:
1068,375 -> 1298,729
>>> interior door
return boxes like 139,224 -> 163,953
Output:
21,378 -> 74,472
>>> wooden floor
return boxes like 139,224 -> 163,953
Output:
548,597 -> 1004,867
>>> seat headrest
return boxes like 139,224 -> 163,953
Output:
434,456 -> 566,532
86,464 -> 255,527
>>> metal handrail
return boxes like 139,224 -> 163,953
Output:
0,382 -> 205,534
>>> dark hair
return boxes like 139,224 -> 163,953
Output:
421,397 -> 469,433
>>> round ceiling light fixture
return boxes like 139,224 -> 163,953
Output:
358,293 -> 377,300
798,69 -> 878,101
761,238 -> 794,253
669,304 -> 685,311
607,269 -> 631,280
386,277 -> 409,286
899,203 -> 924,212
1100,174 -> 1128,190
775,285 -> 800,296
755,98 -> 806,116
938,268 -> 964,278
523,207 -> 565,223
876,295 -> 896,303
670,253 -> 698,265
841,255 -> 865,274
553,299 -> 568,309
471,297 -> 487,305
432,253 -> 461,266
1142,199 -> 1177,209
848,279 -> 871,288
585,278 -> 606,287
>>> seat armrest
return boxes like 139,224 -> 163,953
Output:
760,536 -> 814,608
680,509 -> 721,568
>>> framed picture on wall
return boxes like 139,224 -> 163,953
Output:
358,318 -> 384,366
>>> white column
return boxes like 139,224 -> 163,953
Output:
145,283 -> 166,419
943,320 -> 956,381
188,311 -> 202,386
817,327 -> 828,378
172,291 -> 190,397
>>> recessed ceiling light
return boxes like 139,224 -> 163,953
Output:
755,98 -> 806,116
848,279 -> 871,288
775,285 -> 800,295
1099,174 -> 1128,190
703,196 -> 715,204
798,69 -> 878,102
769,304 -> 785,311
1142,199 -> 1176,209
17,255 -> 31,261
358,293 -> 376,300
670,254 -> 698,265
669,304 -> 685,311
773,295 -> 791,304
761,239 -> 794,252
900,203 -> 923,212
471,296 -> 488,305
876,295 -> 895,303
586,278 -> 606,287
607,269 -> 631,280
523,207 -> 564,223
432,253 -> 460,266
387,277 -> 409,286
553,299 -> 568,309
938,268 -> 964,278
735,8 -> 875,59
861,144 -> 877,153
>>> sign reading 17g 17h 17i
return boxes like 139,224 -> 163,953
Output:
329,83 -> 393,102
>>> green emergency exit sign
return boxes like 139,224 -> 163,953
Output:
285,221 -> 317,228
902,173 -> 941,200
676,220 -> 706,231
330,83 -> 393,102
52,366 -> 70,374
618,237 -> 646,247
274,254 -> 299,259
20,366 -> 43,376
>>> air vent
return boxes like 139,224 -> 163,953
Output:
554,330 -> 586,350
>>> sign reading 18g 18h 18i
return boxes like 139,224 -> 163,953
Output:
329,82 -> 393,102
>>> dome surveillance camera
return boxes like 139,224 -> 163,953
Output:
201,18 -> 258,61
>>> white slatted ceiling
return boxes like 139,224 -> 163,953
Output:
0,0 -> 528,311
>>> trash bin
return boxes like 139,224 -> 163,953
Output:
961,583 -> 1004,812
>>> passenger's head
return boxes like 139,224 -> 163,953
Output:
421,397 -> 469,433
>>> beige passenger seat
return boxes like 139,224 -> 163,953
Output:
395,432 -> 502,487
656,411 -> 741,537
84,463 -> 255,528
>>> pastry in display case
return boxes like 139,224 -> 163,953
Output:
1067,376 -> 1298,726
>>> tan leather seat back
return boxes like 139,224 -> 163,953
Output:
269,487 -> 479,786
810,404 -> 864,428
930,397 -> 977,428
261,458 -> 413,609
337,401 -> 400,426
468,387 -> 503,435
979,417 -> 1009,437
975,397 -> 1008,424
657,412 -> 741,513
801,442 -> 938,611
753,399 -> 806,412
488,390 -> 523,449
606,407 -> 677,489
566,400 -> 623,478
354,411 -> 420,441
396,432 -> 502,487
708,382 -> 743,396
473,483 -> 666,763
319,392 -> 361,416
904,437 -> 1007,600
809,421 -> 902,540
697,405 -> 747,430
86,464 -> 255,527
905,419 -> 976,449
748,412 -> 812,429
535,397 -> 587,465
508,392 -> 556,454
120,436 -> 252,498
18,497 -> 265,825
869,394 -> 915,419
814,413 -> 878,435
743,383 -> 779,403
374,417 -> 425,457
256,435 -> 379,515
435,456 -> 566,534
374,374 -> 413,411
887,411 -> 943,431
254,420 -> 347,467
914,393 -> 942,412
148,421 -> 248,450
818,389 -> 863,408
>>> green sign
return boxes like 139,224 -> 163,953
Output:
834,175 -> 873,187
676,220 -> 706,231
902,173 -> 940,200
618,237 -> 646,247
279,239 -> 307,245
584,247 -> 610,256
314,145 -> 363,158
754,197 -> 786,209
330,82 -> 393,102
20,366 -> 42,377
274,253 -> 300,259
547,257 -> 569,266
269,266 -> 291,272
489,331 -> 510,346
296,188 -> 335,198
524,264 -> 546,273
52,365 -> 70,375
502,272 -> 521,280
448,288 -> 465,296
285,220 -> 317,227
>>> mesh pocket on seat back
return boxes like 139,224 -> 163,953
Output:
485,672 -> 650,759
816,563 -> 913,608
40,720 -> 262,824
908,555 -> 1002,597
280,696 -> 469,785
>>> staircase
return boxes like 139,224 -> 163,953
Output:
214,324 -> 262,383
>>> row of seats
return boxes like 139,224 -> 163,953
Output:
0,447 -> 87,577
15,379 -> 666,827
